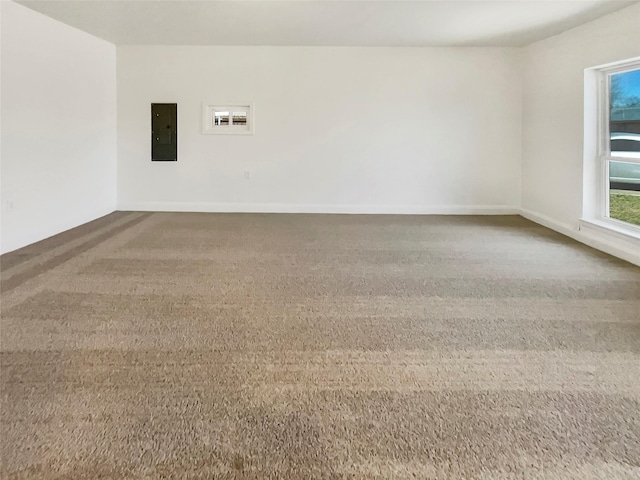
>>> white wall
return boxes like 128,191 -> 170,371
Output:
117,47 -> 522,214
521,3 -> 640,264
0,1 -> 117,254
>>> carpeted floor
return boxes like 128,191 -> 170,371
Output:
1,212 -> 639,479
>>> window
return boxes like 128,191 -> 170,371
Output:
202,104 -> 253,135
595,63 -> 640,230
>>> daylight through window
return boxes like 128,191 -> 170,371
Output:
202,104 -> 253,135
606,68 -> 640,228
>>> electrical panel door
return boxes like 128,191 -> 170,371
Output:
151,103 -> 177,161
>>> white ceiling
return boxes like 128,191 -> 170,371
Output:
16,0 -> 639,47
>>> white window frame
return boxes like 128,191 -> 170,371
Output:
587,59 -> 640,236
202,103 -> 254,135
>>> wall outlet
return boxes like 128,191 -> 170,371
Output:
244,169 -> 251,180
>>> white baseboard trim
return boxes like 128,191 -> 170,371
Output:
117,203 -> 638,265
520,208 -> 640,267
1,205 -> 116,255
518,208 -> 577,239
117,202 -> 520,215
5,201 -> 637,266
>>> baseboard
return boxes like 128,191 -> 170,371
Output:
117,202 -> 520,215
518,209 -> 578,239
519,208 -> 640,267
4,201 -> 637,266
1,206 -> 116,255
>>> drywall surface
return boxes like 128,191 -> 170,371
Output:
1,1 -> 116,254
117,46 -> 522,214
522,3 -> 640,262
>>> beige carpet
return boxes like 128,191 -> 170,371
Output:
1,212 -> 639,479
